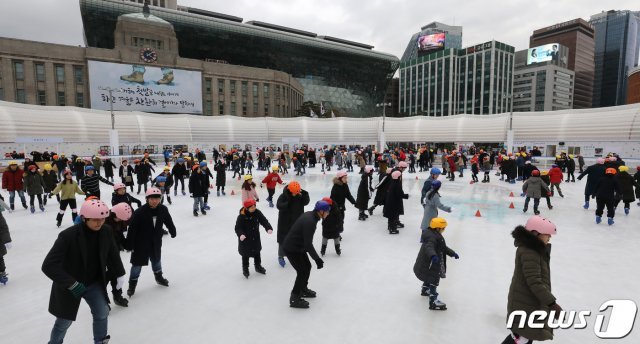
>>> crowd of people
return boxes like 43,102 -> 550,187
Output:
1,144 -> 638,344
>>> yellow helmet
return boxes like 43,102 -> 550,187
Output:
555,155 -> 561,159
44,164 -> 52,171
271,165 -> 279,171
619,166 -> 629,173
163,166 -> 170,171
429,217 -> 448,230
8,160 -> 18,166
541,170 -> 549,176
569,154 -> 574,159
244,174 -> 253,181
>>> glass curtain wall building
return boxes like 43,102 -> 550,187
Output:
80,0 -> 399,117
399,41 -> 514,116
589,10 -> 640,107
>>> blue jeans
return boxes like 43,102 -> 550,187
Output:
48,283 -> 109,344
130,259 -> 162,280
193,197 -> 204,211
8,190 -> 26,205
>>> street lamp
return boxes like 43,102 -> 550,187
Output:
376,102 -> 392,150
98,86 -> 119,158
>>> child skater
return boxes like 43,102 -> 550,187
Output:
320,197 -> 342,256
235,198 -> 273,278
111,183 -> 142,209
51,170 -> 85,227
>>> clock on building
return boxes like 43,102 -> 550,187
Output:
139,47 -> 158,63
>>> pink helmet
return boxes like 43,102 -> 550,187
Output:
145,187 -> 162,198
364,166 -> 373,174
336,171 -> 348,178
111,203 -> 133,221
391,170 -> 402,180
596,158 -> 605,164
525,216 -> 557,235
608,156 -> 617,161
113,183 -> 126,191
398,161 -> 408,168
79,199 -> 110,219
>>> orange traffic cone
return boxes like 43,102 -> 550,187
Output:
415,176 -> 419,180
509,192 -> 514,197
475,210 -> 482,217
231,190 -> 235,196
469,181 -> 475,184
509,202 -> 515,209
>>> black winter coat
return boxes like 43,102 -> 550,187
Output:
188,171 -> 207,197
234,208 -> 272,256
355,173 -> 373,210
635,171 -> 640,199
215,163 -> 226,186
577,164 -> 606,196
103,160 -> 116,178
42,224 -> 125,320
594,175 -> 621,201
321,202 -> 342,239
614,172 -> 638,202
373,173 -> 391,206
111,192 -> 142,208
42,171 -> 59,193
0,210 -> 11,257
134,164 -> 151,184
330,177 -> 356,210
566,158 -> 576,173
413,228 -> 455,284
282,211 -> 321,261
126,204 -> 176,266
119,165 -> 135,186
276,188 -> 310,243
172,163 -> 188,179
383,178 -> 408,219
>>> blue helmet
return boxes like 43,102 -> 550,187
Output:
156,176 -> 167,183
430,167 -> 442,175
199,162 -> 207,167
313,200 -> 331,212
177,158 -> 185,163
84,165 -> 95,172
432,180 -> 442,190
551,164 -> 558,168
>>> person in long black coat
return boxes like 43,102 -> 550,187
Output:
320,197 -> 342,256
189,166 -> 207,216
235,199 -> 273,278
276,182 -> 310,267
125,189 -> 177,297
214,160 -> 227,195
119,160 -> 135,192
565,156 -> 576,182
577,159 -> 606,209
329,173 -> 356,230
383,171 -> 408,234
593,169 -> 621,224
103,159 -> 116,182
370,168 -> 391,214
41,200 -> 125,344
355,167 -> 374,221
171,158 -> 189,196
614,166 -> 639,214
134,161 -> 151,194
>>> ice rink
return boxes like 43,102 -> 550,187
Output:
2,165 -> 639,343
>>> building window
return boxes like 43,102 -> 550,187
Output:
57,91 -> 65,106
205,78 -> 212,93
160,0 -> 165,7
264,104 -> 269,116
218,79 -> 224,95
0,88 -> 4,101
37,90 -> 46,105
230,80 -> 236,97
76,93 -> 84,107
218,101 -> 224,115
263,84 -> 269,98
241,81 -> 248,96
16,89 -> 26,103
131,37 -> 163,50
253,83 -> 258,97
275,85 -> 280,99
205,100 -> 213,115
13,61 -> 24,80
74,66 -> 84,84
231,101 -> 236,116
35,63 -> 46,82
253,101 -> 258,115
55,65 -> 65,83
242,101 -> 247,116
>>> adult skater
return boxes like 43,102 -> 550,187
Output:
171,158 -> 188,196
42,164 -> 60,205
125,187 -> 177,297
214,160 -> 227,196
199,162 -> 213,210
330,171 -> 356,229
503,216 -> 561,344
283,200 -> 331,309
522,170 -> 550,215
2,161 -> 27,210
593,168 -> 621,225
42,199 -> 125,344
383,171 -> 408,234
119,160 -> 135,192
419,180 -> 452,232
276,181 -> 310,267
368,165 -> 391,215
577,158 -> 606,209
103,159 -> 116,183
355,166 -> 374,221
235,198 -> 273,278
320,197 -> 341,256
24,164 -> 46,213
189,165 -> 208,216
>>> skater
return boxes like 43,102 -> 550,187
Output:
593,168 -> 621,225
171,158 -> 188,196
481,156 -> 492,183
51,170 -> 85,227
577,158 -> 607,209
319,154 -> 326,173
111,183 -> 142,208
565,155 -> 576,182
119,159 -> 135,192
261,165 -> 284,207
547,165 -> 564,198
42,199 -> 125,344
105,202 -> 133,307
152,171 -> 173,205
540,171 -> 554,210
214,160 -> 227,196
241,175 -> 259,204
282,200 -> 331,309
419,181 -> 452,231
368,166 -> 392,215
23,164 -> 46,213
73,157 -> 85,180
134,159 -> 153,195
355,166 -> 374,221
522,170 -> 550,215
42,164 -> 61,205
503,216 -> 561,343
125,187 -> 177,297
320,197 -> 342,256
330,171 -> 356,230
199,162 -> 213,210
80,165 -> 114,200
635,166 -> 640,205
383,171 -> 408,234
0,195 -> 12,285
189,165 -> 208,216
276,181 -> 310,267
577,155 -> 585,173
103,159 -> 116,183
413,217 -> 459,310
235,198 -> 273,278
2,161 -> 28,210
420,167 -> 442,204
613,166 -> 639,215
232,155 -> 242,179
470,156 -> 479,183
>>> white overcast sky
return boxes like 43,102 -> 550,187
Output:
0,0 -> 638,57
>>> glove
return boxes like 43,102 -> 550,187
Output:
446,207 -> 452,213
369,187 -> 375,192
256,199 -> 260,202
5,242 -> 12,250
116,275 -> 126,290
430,255 -> 439,264
591,195 -> 595,199
48,194 -> 53,199
452,252 -> 459,259
547,192 -> 552,196
68,282 -> 87,298
315,258 -> 324,269
267,229 -> 273,234
239,234 -> 246,241
170,233 -> 176,238
190,193 -> 194,198
549,302 -> 563,319
520,192 -> 526,197
260,184 -> 263,188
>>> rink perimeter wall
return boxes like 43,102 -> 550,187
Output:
1,100 -> 640,158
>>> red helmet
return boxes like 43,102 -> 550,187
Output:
243,198 -> 257,209
111,203 -> 133,221
531,170 -> 540,177
605,168 -> 617,175
321,197 -> 333,206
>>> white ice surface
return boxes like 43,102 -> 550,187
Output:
2,167 -> 639,344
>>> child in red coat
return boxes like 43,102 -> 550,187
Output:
548,165 -> 564,197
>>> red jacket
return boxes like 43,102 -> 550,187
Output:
447,156 -> 457,172
261,172 -> 283,189
2,168 -> 25,191
548,167 -> 563,184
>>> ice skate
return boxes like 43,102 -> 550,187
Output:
43,196 -> 47,206
320,244 -> 326,256
120,71 -> 145,84
301,288 -> 317,298
112,289 -> 129,307
203,203 -> 211,210
30,206 -> 35,214
217,190 -> 220,196
127,280 -> 138,297
624,208 -> 629,215
243,266 -> 250,278
608,217 -> 614,226
289,293 -> 310,308
166,197 -> 172,205
268,200 -> 274,208
222,191 -> 226,196
396,221 -> 405,228
56,213 -> 63,227
22,202 -> 28,209
193,210 -> 199,217
182,190 -> 186,196
596,216 -> 602,224
254,264 -> 266,274
200,208 -> 207,215
335,244 -> 341,256
534,209 -> 540,215
278,256 -> 286,268
584,201 -> 589,209
174,190 -> 177,196
429,299 -> 447,310
0,272 -> 8,285
154,272 -> 169,287
98,335 -> 111,344
358,213 -> 366,221
39,204 -> 45,212
388,224 -> 399,234
367,206 -> 375,215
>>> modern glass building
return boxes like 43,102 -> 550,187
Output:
589,10 -> 640,107
400,22 -> 463,63
80,0 -> 399,117
399,41 -> 515,116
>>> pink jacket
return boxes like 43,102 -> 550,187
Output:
241,186 -> 259,203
